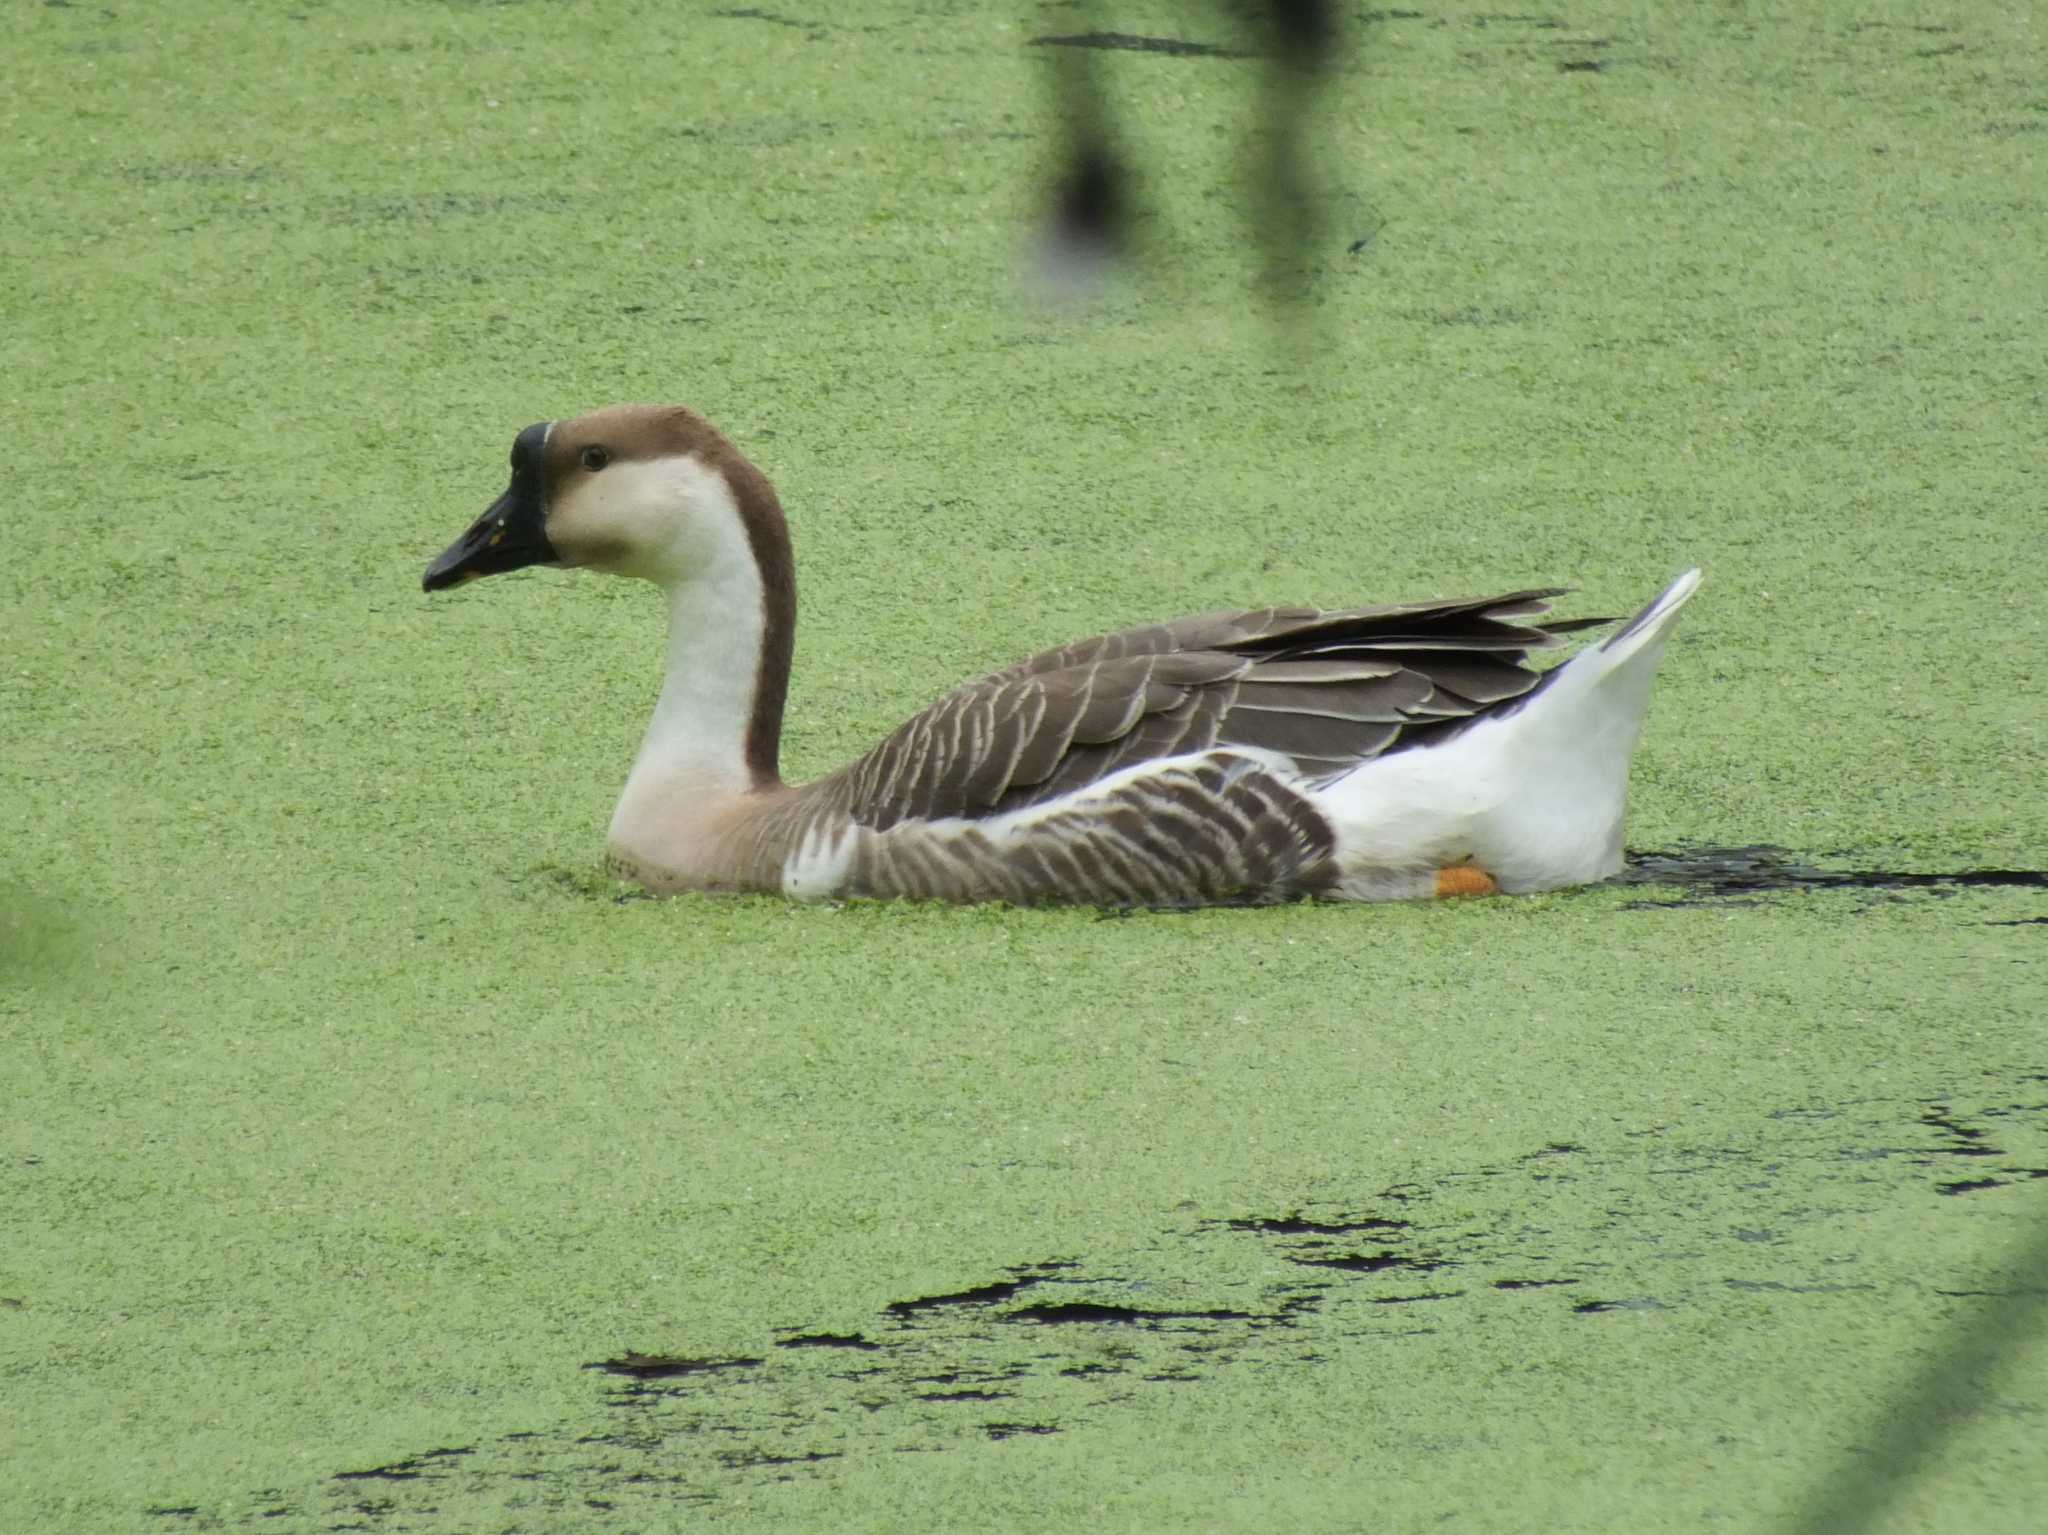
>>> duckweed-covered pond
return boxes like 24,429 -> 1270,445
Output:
5,3 -> 2043,1531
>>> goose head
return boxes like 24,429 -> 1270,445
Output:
423,405 -> 798,791
422,404 -> 789,593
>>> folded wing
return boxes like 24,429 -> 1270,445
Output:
816,590 -> 1610,830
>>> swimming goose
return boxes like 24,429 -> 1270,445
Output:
423,405 -> 1699,905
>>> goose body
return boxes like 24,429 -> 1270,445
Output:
424,405 -> 1699,906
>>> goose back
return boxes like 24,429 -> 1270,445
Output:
811,590 -> 1609,831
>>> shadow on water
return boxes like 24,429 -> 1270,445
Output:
0,880 -> 86,985
1076,846 -> 2047,917
1781,1204 -> 2048,1534
167,1067 -> 2048,1528
1614,845 -> 2048,909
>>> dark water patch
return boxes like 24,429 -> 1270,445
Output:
1615,845 -> 2048,908
1935,1287 -> 2048,1298
190,1067 -> 2048,1526
1921,1106 -> 1999,1153
711,7 -> 817,31
1003,1300 -> 1255,1326
1289,1249 -> 1447,1274
586,1353 -> 764,1379
619,304 -> 712,322
1029,32 -> 1249,60
1726,1280 -> 1876,1295
1219,1212 -> 1409,1236
776,1331 -> 883,1351
717,1447 -> 840,1470
1573,1296 -> 1669,1314
888,1276 -> 1041,1315
912,1366 -> 1027,1387
333,1447 -> 472,1482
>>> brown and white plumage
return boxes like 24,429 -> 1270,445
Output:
424,404 -> 1699,905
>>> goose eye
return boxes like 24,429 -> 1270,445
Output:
581,445 -> 610,472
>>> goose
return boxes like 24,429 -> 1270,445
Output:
423,405 -> 1699,906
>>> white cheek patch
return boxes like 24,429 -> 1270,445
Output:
553,456 -> 757,587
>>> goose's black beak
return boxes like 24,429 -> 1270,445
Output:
423,422 -> 558,592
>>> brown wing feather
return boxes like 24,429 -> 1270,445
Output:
815,589 -> 1609,829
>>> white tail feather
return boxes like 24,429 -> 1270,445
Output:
1318,569 -> 1701,898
